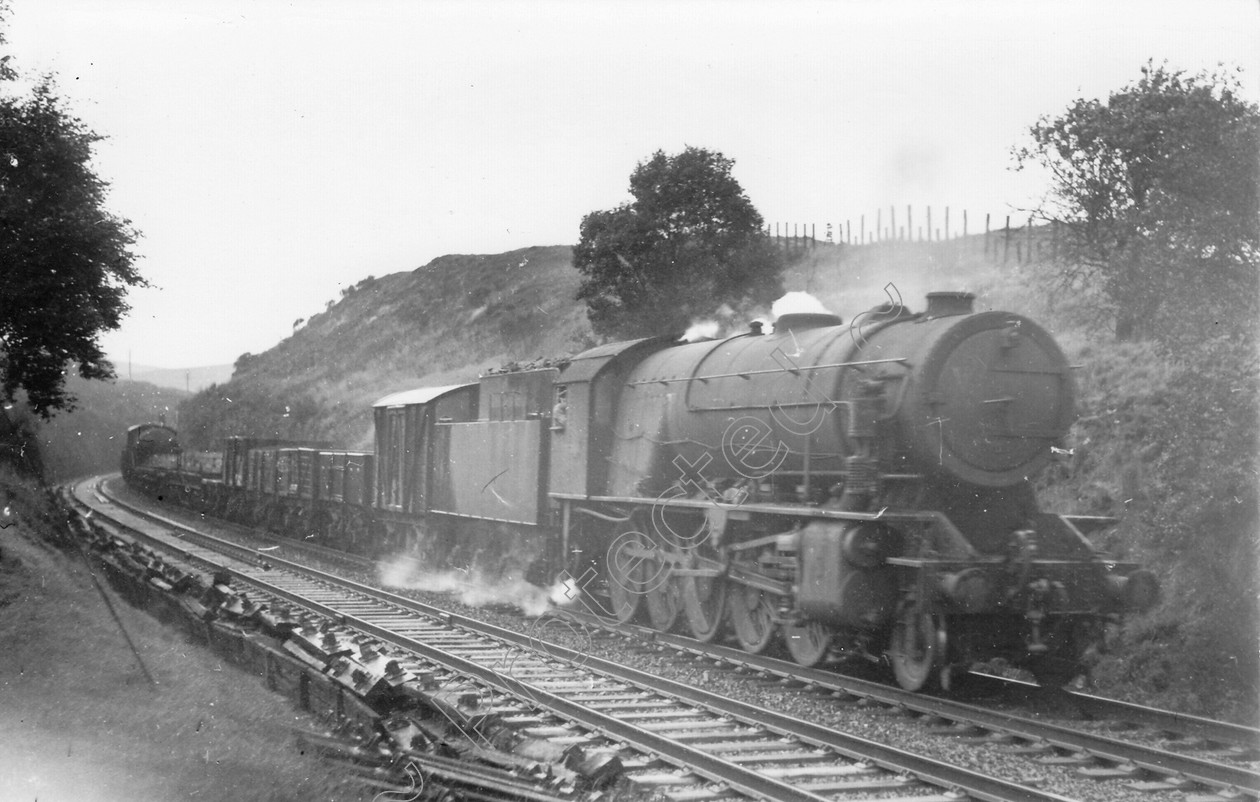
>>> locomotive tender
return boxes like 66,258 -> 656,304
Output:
123,291 -> 1157,690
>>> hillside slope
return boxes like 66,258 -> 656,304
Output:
180,245 -> 593,449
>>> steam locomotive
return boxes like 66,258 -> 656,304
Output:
122,291 -> 1158,690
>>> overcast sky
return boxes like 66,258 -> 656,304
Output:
8,0 -> 1259,369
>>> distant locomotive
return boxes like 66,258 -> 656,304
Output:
122,422 -> 180,483
123,291 -> 1157,690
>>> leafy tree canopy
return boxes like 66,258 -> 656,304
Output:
1016,62 -> 1259,342
574,146 -> 785,340
0,25 -> 143,417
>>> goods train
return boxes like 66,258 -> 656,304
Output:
122,291 -> 1158,690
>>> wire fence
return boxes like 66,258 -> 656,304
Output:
766,207 -> 1064,265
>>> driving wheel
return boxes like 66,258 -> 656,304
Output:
784,619 -> 834,667
681,574 -> 727,642
729,585 -> 777,654
643,557 -> 682,632
604,531 -> 650,624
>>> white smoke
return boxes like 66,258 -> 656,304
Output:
680,319 -> 721,342
549,574 -> 582,606
771,291 -> 834,319
378,557 -> 579,617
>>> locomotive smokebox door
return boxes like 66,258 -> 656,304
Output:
910,311 -> 1074,487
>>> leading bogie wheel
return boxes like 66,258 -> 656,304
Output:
890,606 -> 946,691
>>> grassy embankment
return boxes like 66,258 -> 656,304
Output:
0,467 -> 369,802
976,260 -> 1258,721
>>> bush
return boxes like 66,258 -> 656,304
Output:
1044,334 -> 1259,720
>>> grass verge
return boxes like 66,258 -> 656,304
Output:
0,470 -> 369,802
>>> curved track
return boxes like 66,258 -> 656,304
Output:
109,475 -> 1260,769
74,475 -> 1086,802
132,470 -> 1255,791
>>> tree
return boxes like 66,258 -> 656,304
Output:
0,67 -> 143,417
574,146 -> 785,339
1016,63 -> 1259,342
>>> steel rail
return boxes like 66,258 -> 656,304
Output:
249,587 -> 1074,802
106,479 -> 377,574
959,672 -> 1260,750
89,475 -> 1260,797
69,484 -> 589,802
565,611 -> 1260,796
269,597 -> 830,802
1064,690 -> 1259,749
89,476 -> 1072,802
76,482 -> 839,801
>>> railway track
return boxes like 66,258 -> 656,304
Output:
112,478 -> 1260,771
77,476 -> 1260,802
557,610 -> 1260,800
103,476 -> 378,576
72,475 -> 1081,802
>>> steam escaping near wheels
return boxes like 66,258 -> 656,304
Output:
377,555 -> 568,618
549,574 -> 582,606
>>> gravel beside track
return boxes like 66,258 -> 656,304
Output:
100,476 -> 1259,802
82,478 -> 1062,802
85,480 -> 1045,801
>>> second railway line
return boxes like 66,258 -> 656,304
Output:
72,475 -> 1260,802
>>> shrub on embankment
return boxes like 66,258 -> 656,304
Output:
996,262 -> 1260,720
1064,336 -> 1258,718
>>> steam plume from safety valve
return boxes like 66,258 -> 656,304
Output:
769,291 -> 842,331
771,291 -> 834,319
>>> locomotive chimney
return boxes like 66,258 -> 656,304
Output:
925,291 -> 975,318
